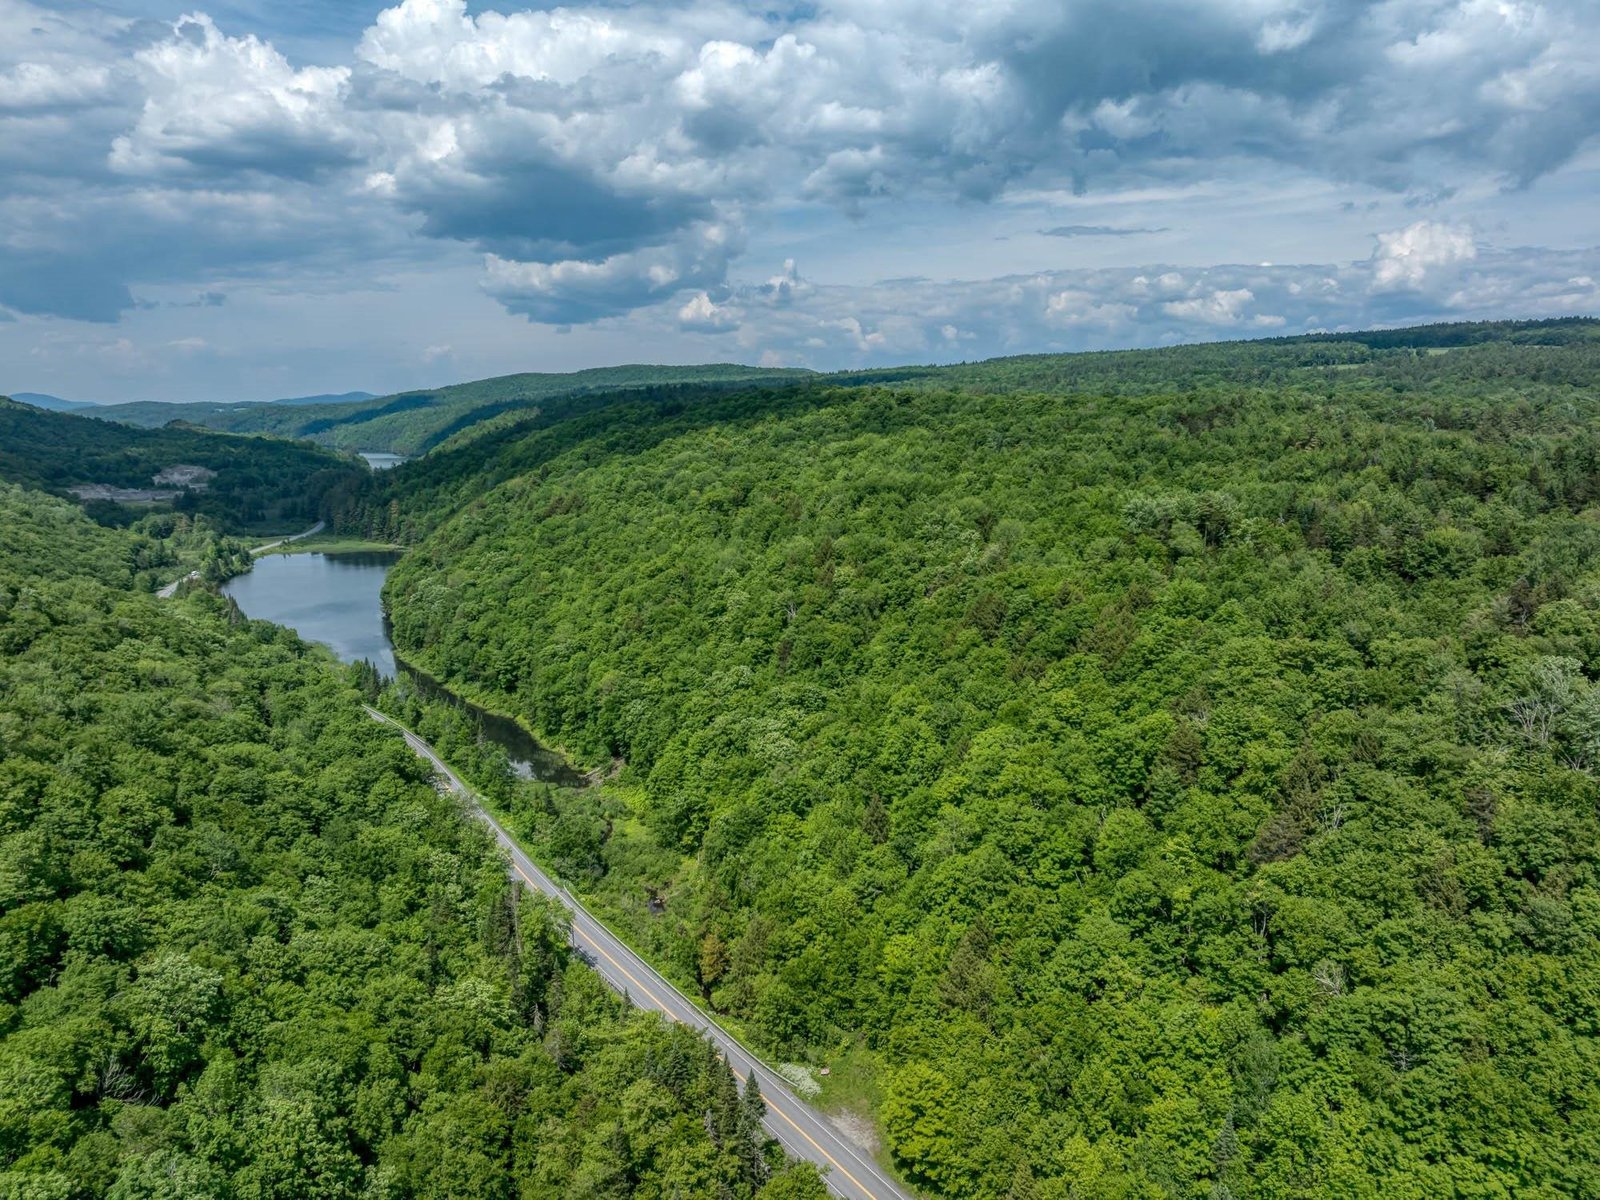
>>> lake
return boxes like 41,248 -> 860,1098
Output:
360,452 -> 407,470
223,551 -> 403,676
222,550 -> 583,786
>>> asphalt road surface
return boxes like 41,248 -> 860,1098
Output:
248,519 -> 325,555
364,706 -> 916,1200
156,521 -> 327,598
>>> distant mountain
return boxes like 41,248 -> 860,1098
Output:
11,389 -> 372,414
10,392 -> 99,412
264,391 -> 376,406
93,364 -> 813,456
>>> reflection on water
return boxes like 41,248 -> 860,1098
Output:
394,650 -> 586,788
223,550 -> 582,786
360,452 -> 407,470
223,551 -> 403,677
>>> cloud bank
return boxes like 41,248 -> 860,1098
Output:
0,0 -> 1596,389
664,229 -> 1600,366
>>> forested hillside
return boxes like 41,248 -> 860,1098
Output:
0,398 -> 362,534
0,485 -> 824,1198
0,487 -> 251,592
382,322 -> 1600,1197
95,364 -> 811,457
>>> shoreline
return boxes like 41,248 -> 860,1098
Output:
386,640 -> 596,787
254,534 -> 401,557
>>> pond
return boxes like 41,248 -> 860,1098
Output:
223,551 -> 403,676
222,551 -> 583,786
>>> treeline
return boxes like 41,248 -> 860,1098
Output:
333,319 -> 1600,549
382,323 -> 1600,1197
324,380 -> 844,545
95,364 -> 811,457
0,397 -> 363,533
1273,314 -> 1600,349
0,485 -> 825,1198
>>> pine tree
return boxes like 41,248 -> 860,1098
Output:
739,1073 -> 770,1186
710,1055 -> 741,1147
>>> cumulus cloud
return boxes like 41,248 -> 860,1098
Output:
677,291 -> 740,332
1162,287 -> 1285,327
1371,220 -> 1477,290
110,15 -> 356,181
482,218 -> 743,322
0,1 -> 403,321
668,236 -> 1600,367
0,62 -> 114,112
1,0 -> 1598,333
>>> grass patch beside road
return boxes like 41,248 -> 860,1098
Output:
257,534 -> 402,556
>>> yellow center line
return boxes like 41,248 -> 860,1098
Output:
377,711 -> 890,1198
509,861 -> 876,1198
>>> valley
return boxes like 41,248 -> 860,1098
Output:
5,318 -> 1600,1198
8,0 -> 1598,1192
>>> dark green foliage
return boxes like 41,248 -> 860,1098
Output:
1270,314 -> 1600,349
0,487 -> 816,1198
0,397 -> 362,533
94,364 -> 813,456
382,321 -> 1600,1197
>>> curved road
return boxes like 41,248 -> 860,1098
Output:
364,706 -> 916,1200
248,519 -> 325,556
156,521 -> 327,599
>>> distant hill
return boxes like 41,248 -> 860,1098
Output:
263,390 -> 377,406
1274,314 -> 1600,349
10,391 -> 99,412
0,396 -> 363,533
94,364 -> 813,456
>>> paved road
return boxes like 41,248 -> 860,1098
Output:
156,521 -> 327,598
364,706 -> 916,1200
155,571 -> 200,600
249,519 -> 325,555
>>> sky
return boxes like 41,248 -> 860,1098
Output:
2,0 -> 1597,403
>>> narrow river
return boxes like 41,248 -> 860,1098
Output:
223,551 -> 584,786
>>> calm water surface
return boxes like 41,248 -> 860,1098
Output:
359,452 -> 407,470
222,551 -> 582,785
224,552 -> 402,676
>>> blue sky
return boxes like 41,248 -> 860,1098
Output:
2,0 -> 1597,402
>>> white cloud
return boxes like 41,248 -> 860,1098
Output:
677,291 -> 739,332
1372,220 -> 1477,290
482,218 -> 743,322
761,259 -> 807,307
1,0 -> 1598,336
111,15 -> 355,180
660,238 -> 1598,368
0,62 -> 114,111
1045,289 -> 1137,328
1161,287 -> 1284,326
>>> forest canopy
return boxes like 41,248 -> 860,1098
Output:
377,320 -> 1600,1197
0,484 -> 824,1199
0,397 -> 363,533
9,317 -> 1600,1199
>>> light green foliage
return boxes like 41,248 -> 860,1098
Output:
0,482 -> 250,594
0,488 -> 817,1198
381,321 -> 1600,1196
